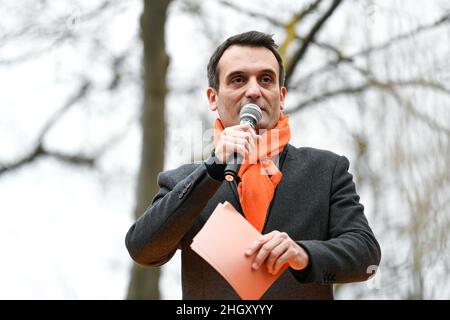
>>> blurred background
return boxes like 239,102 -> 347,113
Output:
0,0 -> 449,299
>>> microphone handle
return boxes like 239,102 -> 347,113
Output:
224,153 -> 242,181
223,115 -> 258,182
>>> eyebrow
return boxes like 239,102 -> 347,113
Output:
225,68 -> 277,80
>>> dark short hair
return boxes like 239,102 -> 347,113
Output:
207,31 -> 285,90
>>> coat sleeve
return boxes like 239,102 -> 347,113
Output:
292,155 -> 381,284
125,162 -> 222,267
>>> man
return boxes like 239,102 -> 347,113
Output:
125,31 -> 381,299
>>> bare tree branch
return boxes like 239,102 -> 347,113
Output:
284,0 -> 343,87
350,62 -> 450,94
0,31 -> 75,66
214,0 -> 346,61
294,0 -> 324,22
38,80 -> 91,142
286,78 -> 450,134
0,143 -> 97,177
179,0 -> 225,48
300,35 -> 348,60
355,11 -> 450,59
215,0 -> 283,26
44,150 -> 97,167
0,1 -> 118,65
0,80 -> 95,177
383,86 -> 450,135
285,83 -> 370,113
279,0 -> 323,60
0,144 -> 44,176
292,11 -> 450,87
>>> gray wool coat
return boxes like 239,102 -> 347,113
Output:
125,144 -> 381,299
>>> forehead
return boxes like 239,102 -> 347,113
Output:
218,45 -> 279,78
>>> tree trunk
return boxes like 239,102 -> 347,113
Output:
127,0 -> 171,300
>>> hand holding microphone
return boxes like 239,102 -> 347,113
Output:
214,104 -> 262,181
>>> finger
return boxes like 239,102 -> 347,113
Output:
224,123 -> 253,135
230,134 -> 254,153
219,141 -> 248,160
245,232 -> 278,256
245,130 -> 257,151
251,236 -> 285,270
240,126 -> 261,148
222,135 -> 252,154
239,124 -> 257,137
224,130 -> 256,152
233,123 -> 253,131
215,133 -> 253,162
225,125 -> 260,146
273,248 -> 297,274
266,240 -> 290,274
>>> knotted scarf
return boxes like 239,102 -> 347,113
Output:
214,112 -> 291,231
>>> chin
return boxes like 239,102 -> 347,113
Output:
263,115 -> 279,127
256,123 -> 269,133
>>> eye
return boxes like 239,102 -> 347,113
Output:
231,76 -> 245,84
260,75 -> 273,84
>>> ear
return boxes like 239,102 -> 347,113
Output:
279,86 -> 287,110
206,87 -> 218,112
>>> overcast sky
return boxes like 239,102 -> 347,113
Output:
0,0 -> 448,299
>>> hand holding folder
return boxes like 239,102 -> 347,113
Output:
190,201 -> 288,300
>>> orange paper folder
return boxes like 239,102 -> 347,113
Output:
190,201 -> 287,300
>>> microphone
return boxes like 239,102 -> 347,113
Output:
224,103 -> 262,182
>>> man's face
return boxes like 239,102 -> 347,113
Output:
207,45 -> 286,131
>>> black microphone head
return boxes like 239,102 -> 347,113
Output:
239,103 -> 262,129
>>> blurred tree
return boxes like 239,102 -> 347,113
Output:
0,0 -> 449,299
126,0 -> 172,300
0,0 -> 170,299
176,0 -> 450,299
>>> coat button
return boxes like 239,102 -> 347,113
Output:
182,182 -> 192,193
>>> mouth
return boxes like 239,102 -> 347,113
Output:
238,103 -> 268,120
241,103 -> 267,111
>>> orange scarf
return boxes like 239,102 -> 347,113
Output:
214,113 -> 291,231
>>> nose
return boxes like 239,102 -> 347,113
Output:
245,77 -> 262,101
